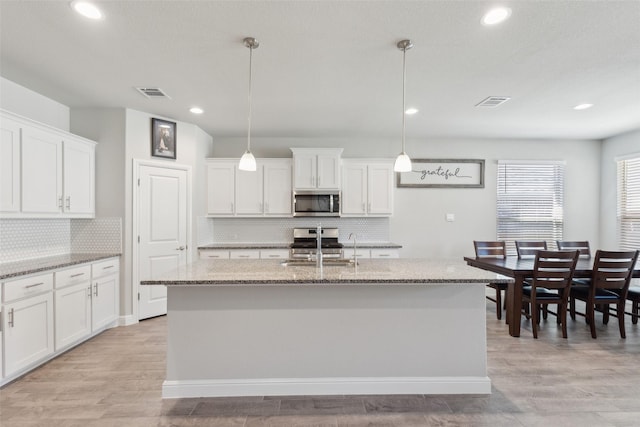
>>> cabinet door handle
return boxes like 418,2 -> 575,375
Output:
25,282 -> 44,289
58,196 -> 63,208
378,254 -> 390,257
175,246 -> 185,251
102,265 -> 114,270
8,308 -> 15,328
66,196 -> 71,209
267,254 -> 279,258
88,285 -> 92,297
94,283 -> 99,297
71,273 -> 85,278
238,255 -> 250,258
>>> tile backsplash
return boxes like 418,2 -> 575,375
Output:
1,218 -> 122,263
205,217 -> 390,244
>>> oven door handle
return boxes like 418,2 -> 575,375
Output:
330,195 -> 334,213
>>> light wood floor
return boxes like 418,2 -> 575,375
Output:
2,301 -> 640,426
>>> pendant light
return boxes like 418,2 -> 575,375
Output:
393,39 -> 413,173
238,37 -> 259,171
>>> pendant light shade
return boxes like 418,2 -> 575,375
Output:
394,39 -> 413,173
239,37 -> 259,172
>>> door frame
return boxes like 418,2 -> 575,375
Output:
132,159 -> 192,322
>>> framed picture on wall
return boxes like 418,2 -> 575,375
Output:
151,118 -> 176,159
397,159 -> 485,188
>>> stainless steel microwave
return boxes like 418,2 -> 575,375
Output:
292,191 -> 340,217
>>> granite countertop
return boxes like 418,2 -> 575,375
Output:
141,258 -> 511,286
197,242 -> 403,250
0,253 -> 121,280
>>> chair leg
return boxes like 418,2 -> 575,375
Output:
560,303 -> 568,338
542,305 -> 548,320
587,303 -> 597,339
617,302 -> 626,339
633,301 -> 639,325
569,296 -> 576,320
531,301 -> 538,339
602,304 -> 610,324
495,288 -> 502,320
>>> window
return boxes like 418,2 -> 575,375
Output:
617,155 -> 640,250
497,161 -> 565,255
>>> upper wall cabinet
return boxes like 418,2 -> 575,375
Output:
342,159 -> 394,217
0,110 -> 96,218
291,148 -> 343,190
206,158 -> 291,217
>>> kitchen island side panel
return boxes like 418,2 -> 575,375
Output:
164,284 -> 488,397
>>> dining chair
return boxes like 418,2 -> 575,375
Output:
515,241 -> 548,259
569,250 -> 639,339
474,241 -> 508,320
556,241 -> 591,258
521,250 -> 579,338
625,285 -> 640,325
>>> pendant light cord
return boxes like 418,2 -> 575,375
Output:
247,43 -> 253,152
401,45 -> 407,154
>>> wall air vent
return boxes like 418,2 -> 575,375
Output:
475,96 -> 510,108
135,87 -> 171,99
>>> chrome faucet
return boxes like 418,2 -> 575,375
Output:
316,224 -> 323,268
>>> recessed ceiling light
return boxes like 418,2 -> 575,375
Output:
481,7 -> 511,26
405,108 -> 418,115
573,103 -> 594,110
70,1 -> 103,20
190,107 -> 204,114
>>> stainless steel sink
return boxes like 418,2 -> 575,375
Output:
280,259 -> 357,267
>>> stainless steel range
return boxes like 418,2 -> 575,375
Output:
290,227 -> 343,260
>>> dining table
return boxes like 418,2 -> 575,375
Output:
464,255 -> 640,337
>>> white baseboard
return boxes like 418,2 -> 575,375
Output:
162,376 -> 491,398
119,314 -> 137,326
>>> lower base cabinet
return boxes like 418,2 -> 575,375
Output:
1,256 -> 119,385
3,291 -> 54,378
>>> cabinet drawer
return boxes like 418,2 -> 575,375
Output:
55,264 -> 91,289
370,249 -> 399,259
344,248 -> 371,259
199,250 -> 230,260
230,250 -> 260,259
92,258 -> 119,279
260,249 -> 290,259
3,273 -> 54,303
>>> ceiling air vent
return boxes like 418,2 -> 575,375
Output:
135,87 -> 171,99
475,96 -> 510,108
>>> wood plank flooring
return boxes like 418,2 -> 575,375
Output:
2,301 -> 640,426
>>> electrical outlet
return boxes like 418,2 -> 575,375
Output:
446,213 -> 455,222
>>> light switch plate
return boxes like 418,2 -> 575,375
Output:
446,213 -> 455,222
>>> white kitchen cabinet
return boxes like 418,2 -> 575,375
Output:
54,265 -> 92,351
259,249 -> 290,259
0,115 -> 21,213
207,161 -> 235,215
291,148 -> 342,190
199,249 -> 231,260
207,158 -> 292,217
342,160 -> 394,216
2,273 -> 55,378
236,165 -> 264,215
1,110 -> 96,218
263,159 -> 292,215
229,249 -> 260,259
91,258 -> 119,332
344,247 -> 400,260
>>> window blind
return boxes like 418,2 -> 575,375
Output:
617,156 -> 640,251
497,161 -> 565,255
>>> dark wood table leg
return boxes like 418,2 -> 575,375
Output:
508,275 -> 524,337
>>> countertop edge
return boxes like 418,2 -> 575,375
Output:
143,279 -> 509,286
198,243 -> 403,250
1,253 -> 122,280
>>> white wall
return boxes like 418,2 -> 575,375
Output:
211,136 -> 602,258
600,129 -> 640,249
0,77 -> 69,130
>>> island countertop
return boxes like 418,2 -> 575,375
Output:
141,258 -> 511,286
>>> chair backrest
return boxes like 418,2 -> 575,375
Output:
556,240 -> 591,258
516,241 -> 548,259
591,250 -> 640,293
531,250 -> 580,291
473,241 -> 506,259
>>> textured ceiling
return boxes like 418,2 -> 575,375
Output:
1,0 -> 639,141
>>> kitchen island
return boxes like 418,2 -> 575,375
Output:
141,258 -> 511,398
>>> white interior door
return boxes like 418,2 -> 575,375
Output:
138,165 -> 188,320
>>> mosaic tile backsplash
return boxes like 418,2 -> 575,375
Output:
206,217 -> 390,244
1,218 -> 122,263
